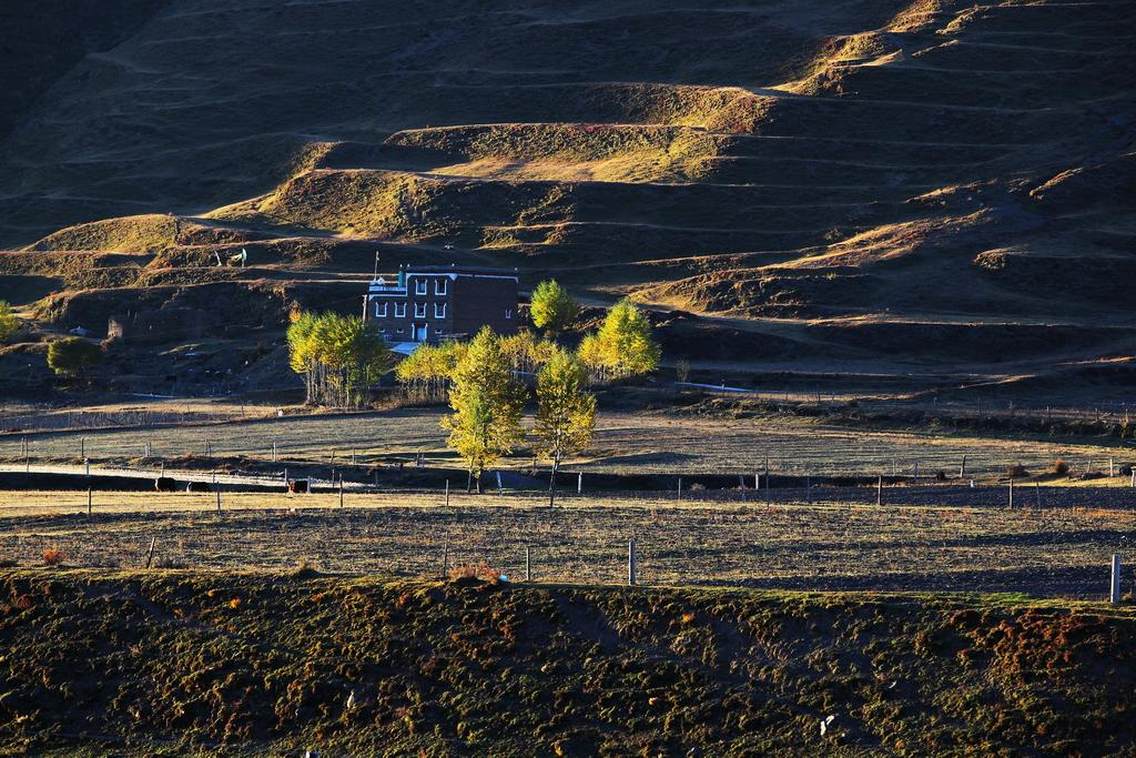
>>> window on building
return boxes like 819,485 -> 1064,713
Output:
434,302 -> 446,319
415,302 -> 426,318
435,278 -> 447,295
415,279 -> 427,295
505,308 -> 513,320
374,301 -> 388,318
394,302 -> 406,318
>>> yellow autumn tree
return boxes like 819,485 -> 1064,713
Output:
534,348 -> 596,507
442,327 -> 526,492
577,298 -> 660,382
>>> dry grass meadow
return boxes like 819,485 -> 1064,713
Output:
2,408 -> 1132,479
2,489 -> 1131,598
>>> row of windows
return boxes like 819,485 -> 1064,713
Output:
372,301 -> 513,321
412,278 -> 447,296
375,301 -> 445,319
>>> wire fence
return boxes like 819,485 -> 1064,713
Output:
0,489 -> 1131,600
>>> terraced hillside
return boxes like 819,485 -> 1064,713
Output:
2,0 -> 1134,396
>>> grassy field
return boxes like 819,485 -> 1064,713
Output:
2,492 -> 1131,598
1,570 -> 1134,755
2,408 -> 1131,479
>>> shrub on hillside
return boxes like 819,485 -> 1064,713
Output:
1053,459 -> 1070,476
448,563 -> 503,584
46,337 -> 102,378
42,547 -> 65,566
0,301 -> 18,342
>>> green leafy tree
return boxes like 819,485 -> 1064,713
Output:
529,279 -> 578,334
534,349 -> 596,507
0,301 -> 17,342
286,311 -> 392,407
578,298 -> 660,382
442,327 -> 525,493
47,338 -> 102,378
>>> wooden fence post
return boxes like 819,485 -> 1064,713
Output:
145,537 -> 157,569
216,490 -> 222,513
1008,478 -> 1015,509
87,487 -> 92,516
339,479 -> 344,508
1110,554 -> 1121,604
627,539 -> 637,586
525,546 -> 532,582
442,544 -> 449,578
876,475 -> 883,506
272,441 -> 277,463
445,479 -> 450,507
577,472 -> 583,494
1035,482 -> 1042,510
677,476 -> 682,501
806,472 -> 812,505
959,455 -> 967,479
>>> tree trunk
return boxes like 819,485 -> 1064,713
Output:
466,468 -> 473,494
548,456 -> 559,508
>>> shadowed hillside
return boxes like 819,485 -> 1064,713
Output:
2,0 -> 1134,397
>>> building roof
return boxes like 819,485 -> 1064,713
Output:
401,264 -> 518,275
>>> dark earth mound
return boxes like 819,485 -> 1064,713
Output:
0,570 -> 1133,755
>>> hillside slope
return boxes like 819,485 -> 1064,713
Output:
1,570 -> 1134,755
2,0 -> 1135,396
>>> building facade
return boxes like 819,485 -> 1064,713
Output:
362,265 -> 519,348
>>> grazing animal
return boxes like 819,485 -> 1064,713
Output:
154,477 -> 177,492
288,479 -> 310,494
186,481 -> 211,492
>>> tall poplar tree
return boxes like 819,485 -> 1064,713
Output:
534,349 -> 596,507
442,327 -> 525,493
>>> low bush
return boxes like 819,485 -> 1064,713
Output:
448,563 -> 503,584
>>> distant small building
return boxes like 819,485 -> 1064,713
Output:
363,264 -> 519,352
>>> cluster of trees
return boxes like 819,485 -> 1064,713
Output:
394,340 -> 466,403
400,284 -> 658,503
441,326 -> 596,503
530,280 -> 660,381
285,282 -> 660,501
286,310 -> 392,407
577,298 -> 660,382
